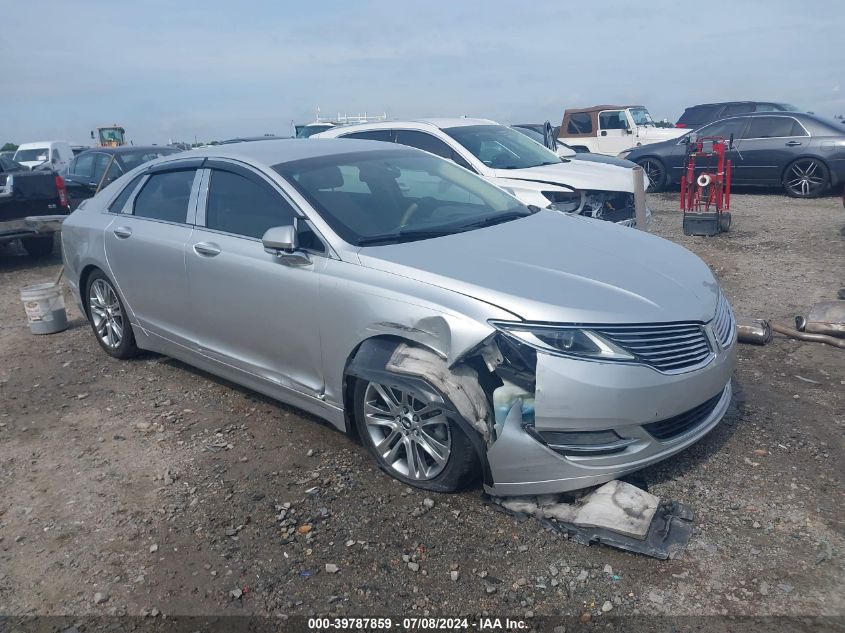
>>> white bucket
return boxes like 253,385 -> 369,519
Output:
20,282 -> 68,335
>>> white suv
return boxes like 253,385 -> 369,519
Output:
315,118 -> 649,227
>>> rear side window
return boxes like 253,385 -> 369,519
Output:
108,175 -> 144,213
205,169 -> 296,238
744,117 -> 806,139
394,130 -> 474,171
721,103 -> 754,116
567,112 -> 593,134
678,105 -> 720,127
343,130 -> 394,142
72,154 -> 96,178
133,170 -> 196,223
696,117 -> 748,140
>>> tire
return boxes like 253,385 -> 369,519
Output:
21,235 -> 54,257
719,212 -> 732,233
84,269 -> 138,359
636,157 -> 667,192
353,378 -> 479,492
783,158 -> 829,198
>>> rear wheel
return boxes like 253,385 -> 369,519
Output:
21,236 -> 54,257
85,269 -> 138,359
783,158 -> 829,198
637,158 -> 667,192
354,378 -> 478,492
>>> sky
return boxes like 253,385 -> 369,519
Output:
2,0 -> 843,146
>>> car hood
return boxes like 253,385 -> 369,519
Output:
491,160 -> 644,193
356,211 -> 719,324
636,126 -> 689,141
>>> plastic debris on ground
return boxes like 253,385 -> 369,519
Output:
484,479 -> 694,560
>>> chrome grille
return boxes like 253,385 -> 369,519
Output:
713,292 -> 735,348
595,322 -> 712,373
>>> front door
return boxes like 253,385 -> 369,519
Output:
186,163 -> 324,397
596,110 -> 631,155
103,167 -> 200,347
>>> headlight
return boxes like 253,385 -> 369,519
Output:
490,321 -> 635,361
541,190 -> 582,213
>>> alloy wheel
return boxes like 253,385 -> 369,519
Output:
362,382 -> 451,481
88,278 -> 124,349
639,159 -> 664,192
785,159 -> 827,197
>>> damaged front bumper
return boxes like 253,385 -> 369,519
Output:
485,342 -> 736,496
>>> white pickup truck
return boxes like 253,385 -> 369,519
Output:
558,105 -> 688,156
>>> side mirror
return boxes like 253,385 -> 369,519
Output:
262,225 -> 297,254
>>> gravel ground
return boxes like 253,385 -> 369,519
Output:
0,191 -> 843,626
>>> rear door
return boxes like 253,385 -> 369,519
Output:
596,110 -> 631,154
733,116 -> 809,183
103,162 -> 201,346
186,162 -> 325,396
64,153 -> 101,206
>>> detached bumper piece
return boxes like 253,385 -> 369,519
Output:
485,480 -> 694,560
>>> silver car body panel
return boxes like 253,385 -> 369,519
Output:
61,139 -> 736,495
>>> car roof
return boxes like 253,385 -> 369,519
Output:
564,105 -> 644,114
685,101 -> 787,109
178,138 -> 413,166
320,118 -> 501,135
16,141 -> 68,148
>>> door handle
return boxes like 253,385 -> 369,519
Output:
193,242 -> 221,257
112,226 -> 132,239
785,140 -> 802,146
88,182 -> 98,186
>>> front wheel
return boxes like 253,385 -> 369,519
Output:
783,158 -> 829,198
636,158 -> 667,192
353,379 -> 478,492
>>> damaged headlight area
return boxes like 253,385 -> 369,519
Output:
490,321 -> 635,362
543,190 -> 636,223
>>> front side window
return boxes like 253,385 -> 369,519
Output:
133,170 -> 196,223
567,113 -> 593,134
275,149 -> 534,246
599,111 -> 627,130
744,117 -> 806,139
92,154 -> 111,183
695,117 -> 748,140
205,169 -> 296,238
444,125 -> 560,170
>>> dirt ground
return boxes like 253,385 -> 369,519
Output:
0,190 -> 843,628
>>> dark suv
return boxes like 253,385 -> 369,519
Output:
677,102 -> 801,129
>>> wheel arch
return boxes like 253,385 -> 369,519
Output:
780,154 -> 833,184
342,335 -> 494,486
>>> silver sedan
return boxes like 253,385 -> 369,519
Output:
61,139 -> 737,495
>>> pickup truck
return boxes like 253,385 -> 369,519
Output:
0,158 -> 70,257
558,105 -> 688,156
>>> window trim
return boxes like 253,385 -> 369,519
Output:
105,173 -> 148,215
196,161 -> 330,257
741,116 -> 810,140
598,109 -> 627,131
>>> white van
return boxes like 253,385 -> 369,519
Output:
13,141 -> 74,172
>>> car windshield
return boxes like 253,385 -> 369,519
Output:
117,149 -> 179,171
275,148 -> 535,246
779,103 -> 801,112
444,124 -> 561,169
297,124 -> 334,139
629,108 -> 654,126
14,148 -> 49,162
